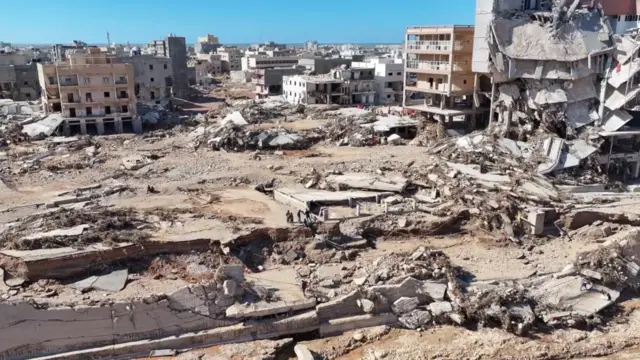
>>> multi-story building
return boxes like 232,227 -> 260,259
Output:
241,54 -> 300,72
354,58 -> 404,104
298,57 -> 353,74
188,56 -> 222,86
283,67 -> 375,105
254,67 -> 304,98
0,53 -> 39,101
195,33 -> 221,54
150,36 -> 189,98
403,25 -> 478,123
121,55 -> 173,103
37,48 -> 140,135
217,46 -> 242,72
283,74 -> 344,105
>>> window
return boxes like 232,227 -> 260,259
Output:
64,77 -> 73,83
48,76 -> 55,84
463,80 -> 467,84
85,93 -> 92,102
83,77 -> 91,84
625,15 -> 639,21
25,93 -> 31,98
121,105 -> 129,113
387,95 -> 391,99
368,71 -> 372,75
119,90 -> 127,98
103,77 -> 110,84
149,64 -> 154,70
150,91 -> 155,99
150,77 -> 155,82
85,107 -> 92,116
163,64 -> 168,70
105,106 -> 111,114
397,72 -> 402,75
69,108 -> 76,117
106,58 -> 111,64
23,81 -> 28,86
388,72 -> 393,76
104,91 -> 110,98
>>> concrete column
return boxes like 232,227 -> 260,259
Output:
489,79 -> 496,125
115,119 -> 124,134
133,117 -> 142,134
79,120 -> 87,135
322,209 -> 329,221
96,120 -> 105,135
528,211 -> 545,235
355,204 -> 361,217
62,122 -> 70,136
448,32 -> 455,95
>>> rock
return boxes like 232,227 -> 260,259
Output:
359,298 -> 375,313
320,279 -> 338,288
421,281 -> 447,301
387,134 -> 402,145
284,249 -> 299,264
410,246 -> 426,261
353,331 -> 365,341
121,155 -> 150,171
374,349 -> 388,359
353,277 -> 367,286
305,179 -> 317,189
274,150 -> 284,156
298,267 -> 311,277
515,252 -> 526,260
294,344 -> 314,360
397,217 -> 408,228
601,224 -> 613,237
399,309 -> 432,329
382,195 -> 403,205
328,290 -> 337,298
429,301 -> 453,317
391,297 -> 419,314
580,268 -> 602,280
223,280 -> 236,296
554,264 -> 576,278
448,312 -> 464,325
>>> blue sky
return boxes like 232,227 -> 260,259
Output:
2,0 -> 476,45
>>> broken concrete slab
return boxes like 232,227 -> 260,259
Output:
446,162 -> 510,183
358,298 -> 375,313
21,224 -> 90,241
428,301 -> 453,317
399,309 -> 432,329
225,298 -> 316,318
274,188 -> 389,209
319,313 -> 398,337
391,297 -> 420,314
70,269 -> 129,293
421,281 -> 447,301
121,155 -> 152,171
294,344 -> 315,360
326,173 -> 409,193
531,276 -> 619,316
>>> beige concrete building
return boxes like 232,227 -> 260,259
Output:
403,25 -> 480,124
37,48 -> 140,135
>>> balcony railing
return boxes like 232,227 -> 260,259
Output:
406,60 -> 470,72
115,79 -> 128,85
117,94 -> 130,99
407,60 -> 450,72
406,40 -> 451,52
60,80 -> 79,87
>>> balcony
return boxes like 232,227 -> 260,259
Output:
115,78 -> 128,85
406,40 -> 451,53
59,79 -> 79,87
117,93 -> 130,100
406,60 -> 450,72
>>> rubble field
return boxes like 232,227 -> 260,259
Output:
5,69 -> 640,359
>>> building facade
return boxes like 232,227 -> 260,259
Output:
354,59 -> 404,104
298,57 -> 353,74
254,67 -> 304,98
283,67 -> 375,105
195,33 -> 221,54
37,48 -> 140,135
403,25 -> 478,123
0,53 -> 39,101
241,55 -> 299,71
217,46 -> 242,72
121,55 -> 173,103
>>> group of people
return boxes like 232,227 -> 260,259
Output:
286,209 -> 313,226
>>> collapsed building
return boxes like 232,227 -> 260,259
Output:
474,0 -> 640,180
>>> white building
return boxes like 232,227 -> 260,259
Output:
283,67 -> 376,106
241,55 -> 300,71
353,58 -> 404,104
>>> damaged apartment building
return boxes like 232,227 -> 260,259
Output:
121,55 -> 173,104
0,52 -> 40,101
283,66 -> 376,105
474,0 -> 640,179
37,48 -> 140,136
403,25 -> 485,127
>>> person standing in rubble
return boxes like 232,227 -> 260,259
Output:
286,210 -> 293,224
301,279 -> 309,297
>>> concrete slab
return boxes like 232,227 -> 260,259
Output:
274,187 -> 389,209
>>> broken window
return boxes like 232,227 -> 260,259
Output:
150,78 -> 155,82
397,72 -> 401,75
463,80 -> 467,84
104,91 -> 110,98
149,64 -> 154,70
85,107 -> 92,116
106,58 -> 111,64
122,105 -> 129,113
163,64 -> 168,70
23,81 -> 28,86
69,108 -> 76,117
388,72 -> 393,76
105,106 -> 111,114
25,93 -> 31,98
119,91 -> 127,98
48,76 -> 55,84
150,91 -> 155,99
85,93 -> 92,102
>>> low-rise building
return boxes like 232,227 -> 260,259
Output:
37,48 -> 140,135
282,67 -> 375,105
354,58 -> 404,104
217,46 -> 242,72
188,56 -> 222,86
404,25 -> 479,123
0,53 -> 39,101
254,67 -> 304,98
195,33 -> 221,54
121,55 -> 173,103
241,55 -> 299,72
298,57 -> 353,74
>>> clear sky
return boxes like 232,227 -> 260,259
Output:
2,0 -> 476,45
